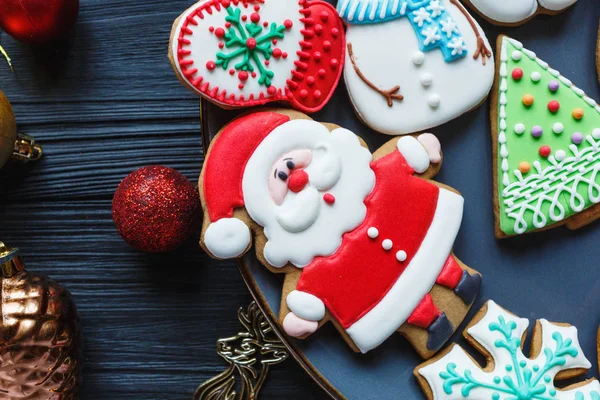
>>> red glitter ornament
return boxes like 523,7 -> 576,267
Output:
0,0 -> 79,44
112,166 -> 201,253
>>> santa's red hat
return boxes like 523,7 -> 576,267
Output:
202,111 -> 292,259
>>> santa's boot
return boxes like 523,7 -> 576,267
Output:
408,294 -> 454,352
436,256 -> 482,306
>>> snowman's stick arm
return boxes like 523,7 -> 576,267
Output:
347,43 -> 404,107
449,0 -> 492,66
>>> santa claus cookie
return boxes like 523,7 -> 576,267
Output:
169,0 -> 345,113
416,301 -> 600,400
199,109 -> 482,357
493,36 -> 600,238
462,0 -> 577,26
336,0 -> 494,135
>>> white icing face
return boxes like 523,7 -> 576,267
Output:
242,120 -> 376,268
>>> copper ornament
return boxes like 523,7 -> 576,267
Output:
0,242 -> 82,399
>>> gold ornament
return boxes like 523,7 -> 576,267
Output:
0,241 -> 82,399
0,91 -> 42,170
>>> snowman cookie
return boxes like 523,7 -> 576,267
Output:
169,0 -> 345,113
463,0 -> 578,26
492,36 -> 600,238
199,108 -> 482,357
337,0 -> 494,135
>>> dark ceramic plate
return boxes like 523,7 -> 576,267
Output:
201,2 -> 600,398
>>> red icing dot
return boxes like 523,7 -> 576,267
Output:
307,76 -> 315,86
206,61 -> 216,71
225,22 -> 231,28
250,13 -> 260,23
323,193 -> 335,205
330,59 -> 339,69
222,0 -> 230,6
320,11 -> 329,22
331,28 -> 339,38
267,86 -> 277,95
315,24 -> 323,35
229,69 -> 235,75
512,68 -> 523,81
313,90 -> 322,99
548,100 -> 560,113
238,83 -> 245,90
272,48 -> 282,58
284,19 -> 293,29
300,89 -> 308,98
314,51 -> 322,62
254,4 -> 260,11
242,15 -> 248,21
215,28 -> 225,38
265,60 -> 270,66
209,26 -> 215,33
238,71 -> 249,81
282,52 -> 288,59
251,72 -> 257,78
323,40 -> 332,52
272,39 -> 278,45
317,69 -> 326,78
218,42 -> 224,49
263,21 -> 268,27
539,145 -> 551,157
246,38 -> 257,50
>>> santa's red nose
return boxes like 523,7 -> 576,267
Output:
288,170 -> 309,193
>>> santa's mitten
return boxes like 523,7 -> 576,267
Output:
170,0 -> 345,113
397,136 -> 434,173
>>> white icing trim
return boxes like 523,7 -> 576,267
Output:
286,290 -> 326,321
346,189 -> 463,353
204,218 -> 251,259
396,136 -> 430,173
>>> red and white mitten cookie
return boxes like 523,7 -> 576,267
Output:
169,0 -> 345,113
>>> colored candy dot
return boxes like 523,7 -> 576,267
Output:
250,13 -> 260,23
317,68 -> 326,78
544,376 -> 552,383
421,73 -> 433,87
571,132 -> 584,144
514,123 -> 525,134
549,389 -> 557,396
548,80 -> 560,92
548,100 -> 560,113
556,150 -> 566,161
315,24 -> 323,35
519,161 -> 531,173
272,48 -> 282,58
511,50 -> 522,61
493,377 -> 501,384
396,250 -> 407,262
215,28 -> 225,38
225,22 -> 231,28
367,227 -> 379,239
242,15 -> 247,21
323,193 -> 335,204
593,128 -> 600,139
229,69 -> 235,75
512,68 -> 523,80
313,51 -> 322,62
313,90 -> 322,99
330,58 -> 339,69
572,108 -> 584,120
531,72 -> 541,82
553,122 -> 564,134
253,4 -> 260,11
506,365 -> 513,372
307,76 -> 315,86
533,365 -> 540,372
522,94 -> 534,106
238,83 -> 244,90
428,94 -> 441,108
251,72 -> 257,78
323,40 -> 332,51
246,38 -> 257,50
206,61 -> 216,70
284,19 -> 293,29
282,52 -> 288,59
519,361 -> 527,368
208,26 -> 215,32
539,145 -> 551,157
238,71 -> 249,81
320,11 -> 329,22
382,239 -> 393,251
267,86 -> 276,95
218,43 -> 224,49
299,89 -> 308,98
263,21 -> 268,28
412,51 -> 425,66
331,28 -> 340,38
531,125 -> 543,137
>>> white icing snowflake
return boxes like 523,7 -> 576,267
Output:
426,0 -> 445,17
422,27 -> 441,46
440,18 -> 459,38
412,7 -> 432,27
447,37 -> 467,56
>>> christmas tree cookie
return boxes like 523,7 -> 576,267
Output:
416,300 -> 600,400
493,36 -> 600,238
169,0 -> 345,113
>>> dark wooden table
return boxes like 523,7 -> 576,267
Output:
0,1 -> 328,398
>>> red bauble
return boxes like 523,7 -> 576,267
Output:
112,166 -> 201,253
0,0 -> 79,44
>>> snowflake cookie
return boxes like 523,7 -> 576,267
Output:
493,36 -> 600,238
416,300 -> 600,400
462,0 -> 578,26
170,0 -> 345,113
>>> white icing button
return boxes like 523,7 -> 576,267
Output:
593,128 -> 600,139
531,71 -> 541,82
396,250 -> 407,262
428,94 -> 440,108
367,227 -> 379,239
382,239 -> 393,251
511,50 -> 522,61
421,73 -> 433,87
412,51 -> 425,66
514,123 -> 525,135
552,123 -> 564,134
555,150 -> 566,161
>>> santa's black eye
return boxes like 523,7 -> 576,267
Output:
286,160 -> 295,170
278,171 -> 288,181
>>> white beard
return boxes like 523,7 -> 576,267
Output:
242,120 -> 376,268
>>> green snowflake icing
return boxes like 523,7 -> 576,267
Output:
437,314 -> 600,400
215,6 -> 287,87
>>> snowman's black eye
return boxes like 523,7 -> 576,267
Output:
278,171 -> 288,181
286,160 -> 295,170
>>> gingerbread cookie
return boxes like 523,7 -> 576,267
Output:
416,300 -> 600,399
463,0 -> 578,26
199,109 -> 482,357
492,36 -> 600,238
597,21 -> 599,82
169,0 -> 345,113
336,0 -> 494,135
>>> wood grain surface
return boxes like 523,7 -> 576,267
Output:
0,1 -> 327,398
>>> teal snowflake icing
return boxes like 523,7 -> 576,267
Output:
418,301 -> 600,400
214,7 -> 288,87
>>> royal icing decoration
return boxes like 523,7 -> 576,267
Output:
200,111 -> 481,355
463,0 -> 577,25
417,301 -> 600,399
494,37 -> 600,237
171,0 -> 345,113
337,0 -> 494,135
